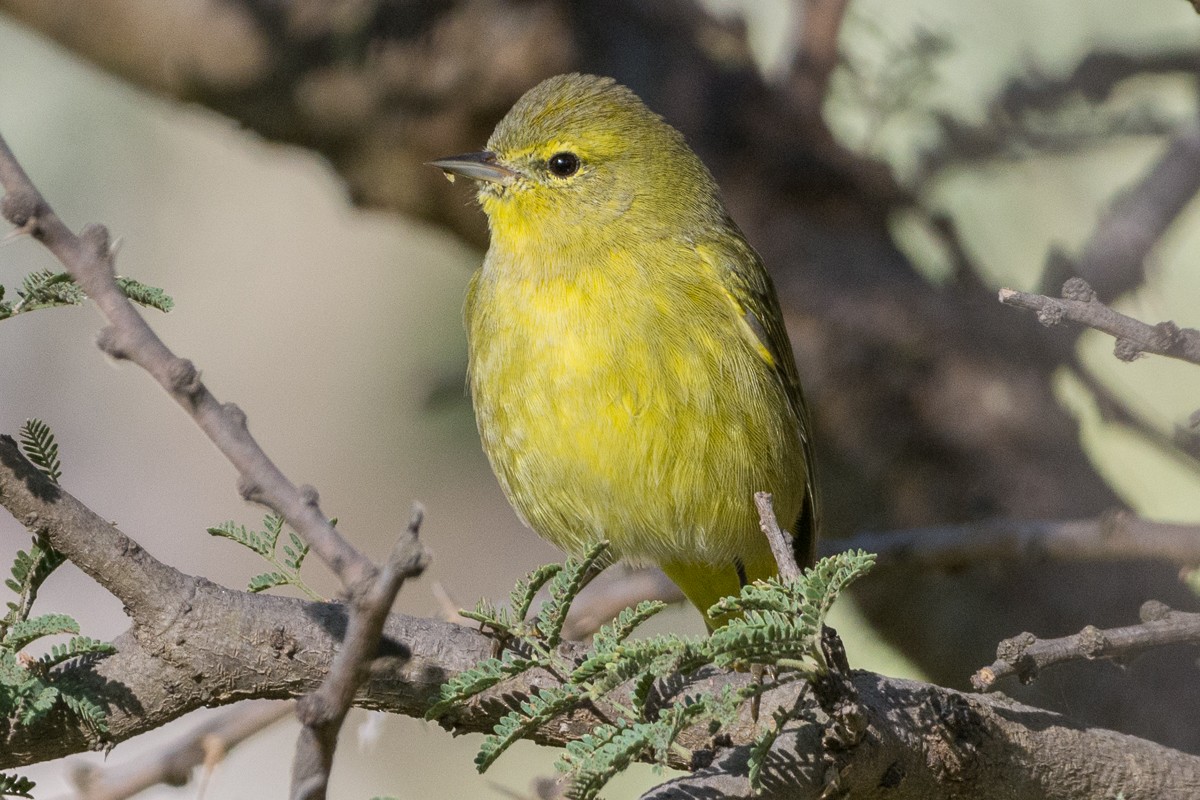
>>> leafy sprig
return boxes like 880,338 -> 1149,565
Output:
427,542 -> 876,798
207,514 -> 321,599
0,269 -> 173,320
1,421 -> 117,795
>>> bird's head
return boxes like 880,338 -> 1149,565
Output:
431,74 -> 723,253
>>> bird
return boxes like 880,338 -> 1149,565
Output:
431,73 -> 817,629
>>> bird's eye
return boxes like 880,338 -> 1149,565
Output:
547,152 -> 581,177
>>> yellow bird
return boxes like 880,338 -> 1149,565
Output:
433,74 -> 818,629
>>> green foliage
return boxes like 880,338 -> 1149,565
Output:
427,544 -> 876,799
0,773 -> 35,799
114,277 -> 174,312
4,420 -> 67,631
0,269 -> 173,321
0,425 -> 116,795
3,540 -> 65,631
18,419 -> 62,485
207,514 -> 321,600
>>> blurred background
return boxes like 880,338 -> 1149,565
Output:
2,0 -> 1200,797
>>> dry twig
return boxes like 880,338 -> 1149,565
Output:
0,132 -> 431,800
973,601 -> 1200,691
999,278 -> 1200,366
67,700 -> 293,800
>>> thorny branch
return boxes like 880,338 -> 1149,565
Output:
0,132 -> 430,800
999,278 -> 1200,366
973,601 -> 1200,691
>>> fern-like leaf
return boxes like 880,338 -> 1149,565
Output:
4,613 -> 79,650
508,563 -> 563,624
38,636 -> 115,668
591,600 -> 668,653
60,691 -> 109,733
0,649 -> 27,688
476,686 -> 582,773
281,531 -> 309,572
18,419 -> 62,484
538,541 -> 610,646
114,277 -> 174,312
561,721 -> 656,800
748,705 -> 792,790
0,772 -> 35,798
425,653 -> 535,720
207,521 -> 272,556
15,270 -> 85,312
18,684 -> 59,725
247,572 -> 290,593
3,539 -> 66,630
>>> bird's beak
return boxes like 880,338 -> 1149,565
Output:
428,151 -> 520,186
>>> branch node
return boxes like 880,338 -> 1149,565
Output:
0,188 -> 43,229
79,223 -> 113,267
1113,337 -> 1144,362
237,475 -> 264,504
1060,277 -> 1096,302
1139,599 -> 1173,622
96,325 -> 129,361
1078,625 -> 1107,658
1152,320 -> 1182,352
1036,304 -> 1066,327
222,402 -> 248,430
298,485 -> 320,508
166,358 -> 201,397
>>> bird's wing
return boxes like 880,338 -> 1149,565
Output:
696,227 -> 820,565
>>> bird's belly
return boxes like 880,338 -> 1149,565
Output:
469,299 -> 804,569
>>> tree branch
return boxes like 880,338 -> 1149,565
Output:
823,511 -> 1200,570
999,278 -> 1200,366
973,601 -> 1200,692
0,131 -> 436,800
69,700 -> 293,800
1042,126 -> 1200,302
289,506 -> 427,800
4,436 -> 1200,797
0,132 -> 380,594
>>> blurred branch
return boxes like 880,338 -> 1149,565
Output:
1070,360 -> 1200,473
67,701 -> 293,800
917,48 -> 1200,182
823,511 -> 1200,570
785,0 -> 850,111
1000,278 -> 1200,365
973,601 -> 1200,692
1040,126 -> 1200,302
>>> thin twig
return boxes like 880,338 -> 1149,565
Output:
66,700 -> 293,800
755,491 -> 801,582
972,601 -> 1200,691
0,131 -> 378,593
999,278 -> 1200,366
289,505 -> 428,800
